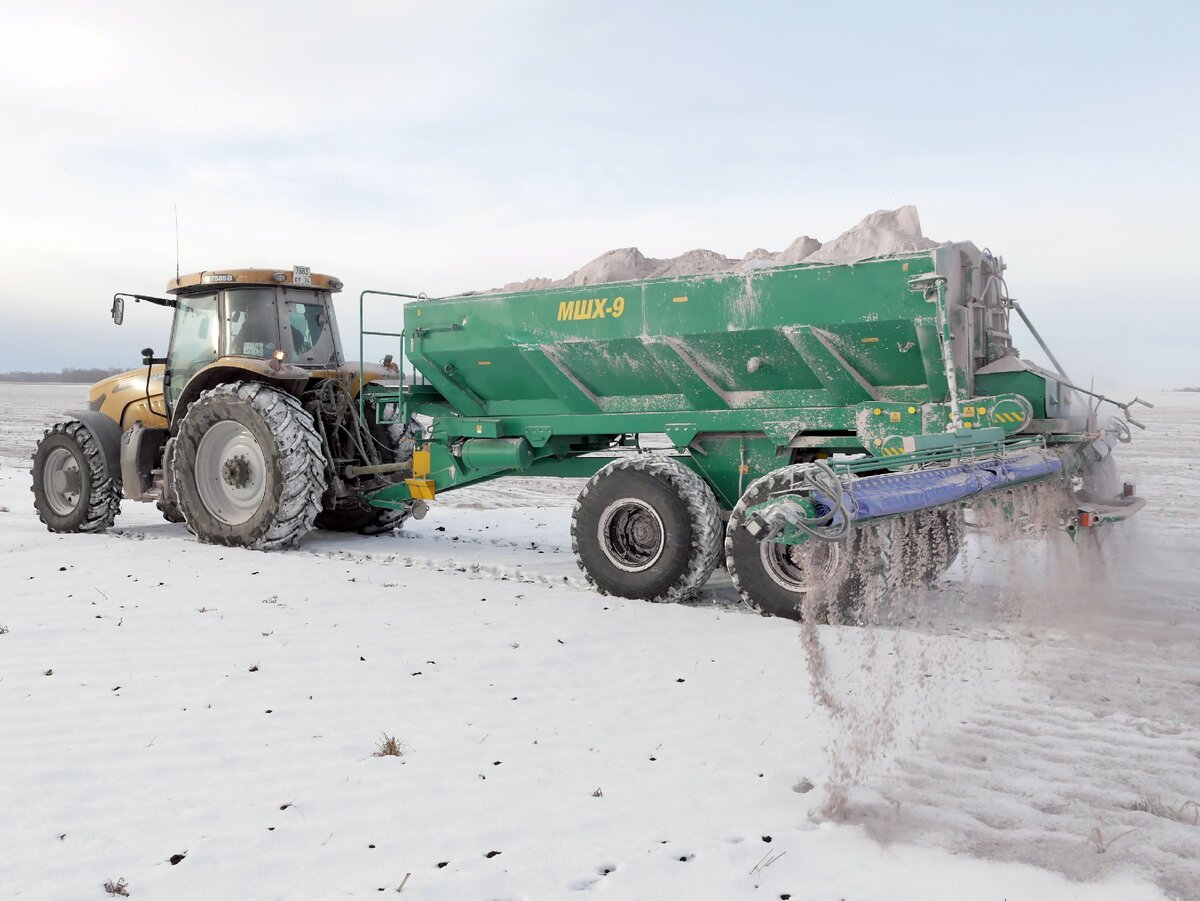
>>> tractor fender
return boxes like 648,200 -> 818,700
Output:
63,411 -> 123,481
172,359 -> 310,428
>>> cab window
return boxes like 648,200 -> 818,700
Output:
280,289 -> 340,366
166,293 -> 220,409
224,288 -> 280,358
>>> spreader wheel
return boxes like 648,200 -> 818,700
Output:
31,421 -> 122,533
571,456 -> 723,602
725,466 -> 855,622
173,382 -> 326,550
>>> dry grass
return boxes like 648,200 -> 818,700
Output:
1087,825 -> 1137,853
1121,798 -> 1200,825
104,877 -> 130,896
373,734 -> 404,757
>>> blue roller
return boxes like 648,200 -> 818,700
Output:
815,450 -> 1062,524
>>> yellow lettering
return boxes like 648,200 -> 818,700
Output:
556,296 -> 625,322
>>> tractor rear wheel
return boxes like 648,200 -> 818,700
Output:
725,466 -> 854,622
571,456 -> 723,602
316,502 -> 408,535
31,421 -> 122,533
316,419 -> 416,536
173,382 -> 326,550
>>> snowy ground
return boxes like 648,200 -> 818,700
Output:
2,384 -> 1198,900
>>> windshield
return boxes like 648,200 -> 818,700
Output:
167,293 -> 220,410
224,288 -> 280,358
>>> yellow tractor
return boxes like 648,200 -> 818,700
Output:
31,266 -> 417,549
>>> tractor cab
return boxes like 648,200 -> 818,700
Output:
158,268 -> 345,414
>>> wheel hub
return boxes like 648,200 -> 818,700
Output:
43,446 -> 83,516
597,498 -> 665,573
760,539 -> 838,593
194,421 -> 268,526
221,454 -> 252,489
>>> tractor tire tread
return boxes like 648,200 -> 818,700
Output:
173,382 -> 325,550
31,420 -> 122,533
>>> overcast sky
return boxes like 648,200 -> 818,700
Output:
1,0 -> 1196,388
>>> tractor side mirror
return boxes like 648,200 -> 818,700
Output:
142,347 -> 155,366
111,296 -> 124,326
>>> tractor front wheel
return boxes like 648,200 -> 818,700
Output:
173,382 -> 326,550
31,421 -> 122,533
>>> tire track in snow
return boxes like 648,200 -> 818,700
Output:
852,632 -> 1200,899
107,520 -> 595,591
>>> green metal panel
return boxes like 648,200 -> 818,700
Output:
404,254 -> 941,419
357,244 -> 1088,513
975,371 -> 1049,418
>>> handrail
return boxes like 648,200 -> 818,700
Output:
358,289 -> 426,423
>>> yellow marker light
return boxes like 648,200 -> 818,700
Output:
978,407 -> 987,414
907,406 -> 917,415
963,422 -> 973,428
873,438 -> 883,446
873,408 -> 882,416
273,350 -> 286,361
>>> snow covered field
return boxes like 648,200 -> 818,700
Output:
2,384 -> 1198,900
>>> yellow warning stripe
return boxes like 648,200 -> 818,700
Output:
993,411 -> 1026,424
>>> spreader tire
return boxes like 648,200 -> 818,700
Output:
571,456 -> 723,602
173,382 -> 326,550
725,466 -> 853,622
31,421 -> 122,533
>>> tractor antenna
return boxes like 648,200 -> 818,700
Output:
174,203 -> 180,281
